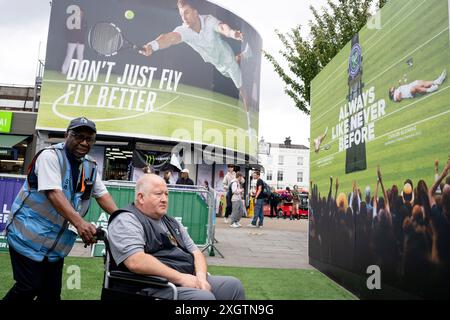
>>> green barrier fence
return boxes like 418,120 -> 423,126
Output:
0,178 -> 214,257
86,182 -> 210,247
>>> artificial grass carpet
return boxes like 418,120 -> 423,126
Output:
0,253 -> 355,300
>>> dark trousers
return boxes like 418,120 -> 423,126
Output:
270,202 -> 278,217
3,245 -> 64,301
225,199 -> 232,218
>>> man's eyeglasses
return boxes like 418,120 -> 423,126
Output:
69,131 -> 96,143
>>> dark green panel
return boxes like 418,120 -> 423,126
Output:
87,186 -> 208,245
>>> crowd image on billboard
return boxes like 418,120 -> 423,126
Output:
309,157 -> 450,298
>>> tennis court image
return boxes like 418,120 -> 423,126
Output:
309,0 -> 450,192
37,70 -> 259,156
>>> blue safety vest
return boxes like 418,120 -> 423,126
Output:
5,143 -> 97,262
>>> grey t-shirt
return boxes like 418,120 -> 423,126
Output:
108,211 -> 198,265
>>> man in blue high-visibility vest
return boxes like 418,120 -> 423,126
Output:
3,117 -> 118,300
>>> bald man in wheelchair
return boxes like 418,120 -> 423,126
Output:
107,174 -> 245,300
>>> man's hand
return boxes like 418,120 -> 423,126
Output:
140,43 -> 153,56
377,165 -> 382,182
443,155 -> 450,176
234,30 -> 243,41
75,220 -> 97,245
198,277 -> 211,291
177,273 -> 202,289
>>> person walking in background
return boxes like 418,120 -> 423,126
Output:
176,168 -> 194,185
230,172 -> 245,228
247,173 -> 257,217
292,185 -> 300,220
3,117 -> 118,300
239,174 -> 247,218
163,170 -> 172,184
222,165 -> 236,223
281,187 -> 293,219
269,187 -> 280,218
248,171 -> 265,228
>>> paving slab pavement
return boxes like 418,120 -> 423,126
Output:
204,216 -> 313,270
71,216 -> 313,271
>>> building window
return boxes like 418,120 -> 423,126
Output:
297,157 -> 303,166
278,155 -> 284,165
266,170 -> 273,181
104,147 -> 133,180
0,137 -> 30,175
277,170 -> 284,181
297,171 -> 303,183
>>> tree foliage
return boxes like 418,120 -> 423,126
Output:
264,0 -> 388,115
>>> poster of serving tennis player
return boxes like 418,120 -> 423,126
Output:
38,0 -> 262,157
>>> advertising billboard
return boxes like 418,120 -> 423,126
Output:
37,0 -> 262,158
309,0 -> 450,298
0,175 -> 25,252
0,111 -> 13,133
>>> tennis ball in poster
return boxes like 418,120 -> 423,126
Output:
125,10 -> 134,20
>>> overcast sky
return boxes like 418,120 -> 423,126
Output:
0,0 -> 328,147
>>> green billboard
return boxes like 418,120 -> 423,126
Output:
310,0 -> 449,189
37,0 -> 262,158
0,111 -> 13,133
309,0 -> 450,299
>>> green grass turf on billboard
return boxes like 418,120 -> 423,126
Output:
310,0 -> 450,194
37,70 -> 258,156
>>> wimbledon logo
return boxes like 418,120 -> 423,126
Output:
348,43 -> 362,79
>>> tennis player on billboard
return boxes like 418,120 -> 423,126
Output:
388,69 -> 447,102
140,0 -> 253,137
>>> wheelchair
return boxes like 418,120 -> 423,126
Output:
96,228 -> 179,300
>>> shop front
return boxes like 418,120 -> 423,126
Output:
0,111 -> 37,175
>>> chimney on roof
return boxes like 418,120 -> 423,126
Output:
284,137 -> 291,146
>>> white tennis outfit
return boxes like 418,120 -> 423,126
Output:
394,80 -> 419,100
174,15 -> 242,89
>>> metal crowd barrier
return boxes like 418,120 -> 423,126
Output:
0,175 -> 220,257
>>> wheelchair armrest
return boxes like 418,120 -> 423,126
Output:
109,270 -> 170,286
107,270 -> 178,300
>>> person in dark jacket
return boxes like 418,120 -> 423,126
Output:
176,168 -> 194,185
269,188 -> 281,218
